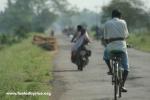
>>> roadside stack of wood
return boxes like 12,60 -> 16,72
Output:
32,35 -> 57,51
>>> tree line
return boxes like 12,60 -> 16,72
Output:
0,0 -> 150,45
101,0 -> 150,33
0,0 -> 73,45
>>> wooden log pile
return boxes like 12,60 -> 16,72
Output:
32,35 -> 57,51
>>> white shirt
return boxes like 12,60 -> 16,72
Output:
104,18 -> 129,52
71,32 -> 90,52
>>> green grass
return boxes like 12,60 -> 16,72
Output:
0,34 -> 53,100
128,33 -> 150,52
89,31 -> 95,37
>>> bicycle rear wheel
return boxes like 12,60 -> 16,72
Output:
119,84 -> 122,98
114,63 -> 119,100
118,68 -> 123,98
114,74 -> 118,100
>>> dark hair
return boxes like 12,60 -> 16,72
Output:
112,9 -> 121,18
81,28 -> 86,36
77,25 -> 82,32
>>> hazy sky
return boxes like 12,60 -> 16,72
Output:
68,0 -> 111,12
0,0 -> 150,12
0,0 -> 111,12
68,0 -> 150,11
0,0 -> 7,11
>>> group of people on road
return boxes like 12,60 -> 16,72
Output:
71,9 -> 129,92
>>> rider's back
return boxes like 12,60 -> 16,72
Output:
71,32 -> 89,52
104,18 -> 129,52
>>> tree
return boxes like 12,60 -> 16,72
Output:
101,0 -> 150,32
0,0 -> 76,36
0,0 -> 33,35
32,8 -> 57,32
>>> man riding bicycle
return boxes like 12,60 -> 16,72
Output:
103,9 -> 129,92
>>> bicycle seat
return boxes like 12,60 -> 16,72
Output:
110,50 -> 125,60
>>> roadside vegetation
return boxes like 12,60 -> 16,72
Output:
0,0 -> 71,100
128,33 -> 150,52
0,34 -> 53,100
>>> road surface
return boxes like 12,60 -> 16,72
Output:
51,34 -> 150,100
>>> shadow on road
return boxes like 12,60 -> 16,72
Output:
52,69 -> 78,72
93,97 -> 112,100
128,76 -> 143,80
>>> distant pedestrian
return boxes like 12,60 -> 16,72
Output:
50,30 -> 54,37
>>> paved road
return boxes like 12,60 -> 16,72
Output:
51,34 -> 150,100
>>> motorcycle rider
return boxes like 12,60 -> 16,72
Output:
71,25 -> 91,64
71,25 -> 82,42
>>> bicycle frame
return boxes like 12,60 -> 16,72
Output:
111,56 -> 123,100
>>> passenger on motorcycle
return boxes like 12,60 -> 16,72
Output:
71,25 -> 91,64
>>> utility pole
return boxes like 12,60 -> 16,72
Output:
95,5 -> 100,27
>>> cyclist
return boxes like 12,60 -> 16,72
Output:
103,9 -> 129,92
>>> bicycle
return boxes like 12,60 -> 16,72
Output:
110,50 -> 124,100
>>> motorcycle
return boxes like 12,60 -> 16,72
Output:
71,42 -> 91,71
76,45 -> 91,71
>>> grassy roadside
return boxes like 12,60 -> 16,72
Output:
0,34 -> 54,100
89,31 -> 95,37
127,33 -> 150,52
